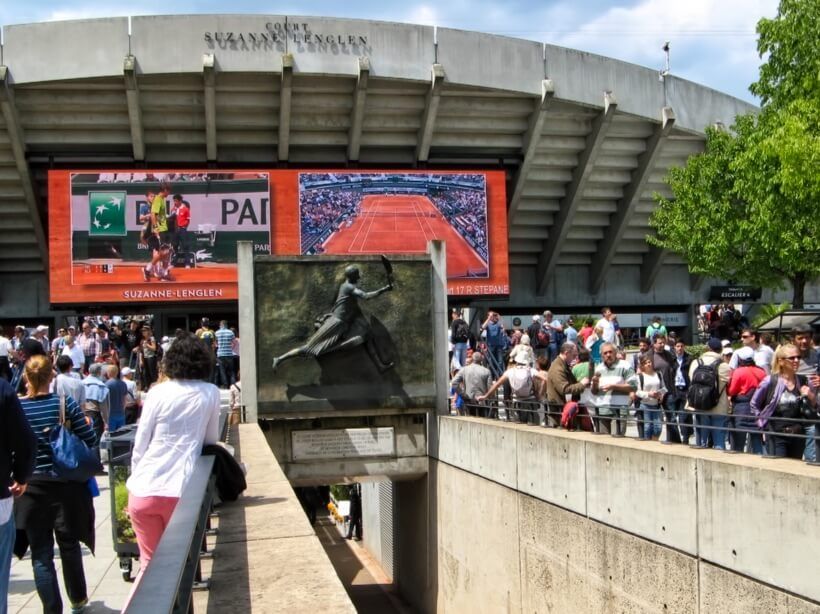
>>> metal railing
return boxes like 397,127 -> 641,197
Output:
455,398 -> 819,464
124,455 -> 216,614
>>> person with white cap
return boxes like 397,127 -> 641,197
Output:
476,353 -> 537,423
727,346 -> 766,453
509,334 -> 535,368
121,366 -> 140,423
33,325 -> 50,354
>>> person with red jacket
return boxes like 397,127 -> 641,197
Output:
172,194 -> 191,254
728,346 -> 767,453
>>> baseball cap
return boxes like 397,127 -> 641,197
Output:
722,347 -> 734,356
121,367 -> 133,376
721,339 -> 731,347
707,338 -> 722,352
36,325 -> 48,332
532,315 -> 541,322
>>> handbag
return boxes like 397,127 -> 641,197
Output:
49,395 -> 103,482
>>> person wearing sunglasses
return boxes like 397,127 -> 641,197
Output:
751,344 -> 817,459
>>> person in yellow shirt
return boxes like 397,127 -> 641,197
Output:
143,184 -> 170,281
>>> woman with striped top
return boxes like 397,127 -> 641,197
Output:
15,355 -> 97,614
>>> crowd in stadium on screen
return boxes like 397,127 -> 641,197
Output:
299,178 -> 490,259
300,188 -> 362,253
428,189 -> 489,261
92,172 -> 268,183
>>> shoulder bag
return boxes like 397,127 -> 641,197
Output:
50,395 -> 103,482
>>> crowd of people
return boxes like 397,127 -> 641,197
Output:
427,187 -> 489,263
449,307 -> 820,461
299,188 -> 362,253
1,316 -> 241,397
298,174 -> 490,263
0,316 -> 230,612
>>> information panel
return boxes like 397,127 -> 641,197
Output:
48,168 -> 509,304
291,427 -> 396,460
49,171 -> 271,304
271,170 -> 509,296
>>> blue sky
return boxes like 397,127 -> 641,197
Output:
0,0 -> 779,103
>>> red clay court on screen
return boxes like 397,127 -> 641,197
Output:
319,195 -> 488,278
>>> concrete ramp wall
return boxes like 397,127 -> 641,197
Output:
420,417 -> 820,613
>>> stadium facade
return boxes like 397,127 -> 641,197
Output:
0,15 -> 815,330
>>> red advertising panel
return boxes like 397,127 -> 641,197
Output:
49,171 -> 271,304
48,169 -> 508,304
270,170 -> 509,296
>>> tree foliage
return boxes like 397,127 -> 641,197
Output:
750,0 -> 820,107
650,0 -> 820,307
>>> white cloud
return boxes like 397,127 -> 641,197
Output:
548,0 -> 778,100
405,5 -> 439,26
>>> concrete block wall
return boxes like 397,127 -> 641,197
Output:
424,417 -> 820,612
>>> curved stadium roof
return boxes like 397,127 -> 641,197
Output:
0,15 -> 756,299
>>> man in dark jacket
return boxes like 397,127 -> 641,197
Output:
644,335 -> 680,443
0,378 -> 36,612
666,339 -> 694,444
546,343 -> 590,427
346,483 -> 362,540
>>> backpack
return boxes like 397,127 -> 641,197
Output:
687,358 -> 721,410
509,367 -> 533,400
453,320 -> 470,343
561,401 -> 593,431
536,326 -> 551,348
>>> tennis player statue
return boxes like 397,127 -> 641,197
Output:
272,258 -> 395,373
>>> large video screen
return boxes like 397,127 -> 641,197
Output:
49,171 -> 271,304
48,169 -> 508,304
271,170 -> 509,296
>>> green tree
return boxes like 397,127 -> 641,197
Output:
649,0 -> 820,307
750,0 -> 820,107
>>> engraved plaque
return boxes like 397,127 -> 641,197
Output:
292,427 -> 395,460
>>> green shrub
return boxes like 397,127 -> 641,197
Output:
112,466 -> 136,543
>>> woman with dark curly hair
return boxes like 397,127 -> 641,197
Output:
126,333 -> 220,574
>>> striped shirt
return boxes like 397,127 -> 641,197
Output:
19,393 -> 97,475
215,327 -> 235,358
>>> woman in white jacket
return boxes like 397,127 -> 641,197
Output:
127,333 -> 220,574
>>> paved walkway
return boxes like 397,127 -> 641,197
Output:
9,389 -> 234,613
314,513 -> 415,614
8,471 -> 135,613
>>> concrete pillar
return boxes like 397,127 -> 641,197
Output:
237,241 -> 257,423
429,240 -> 448,416
203,53 -> 217,162
278,53 -> 294,162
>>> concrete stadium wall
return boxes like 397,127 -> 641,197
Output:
1,16 -> 755,133
414,417 -> 820,612
497,264 -> 820,309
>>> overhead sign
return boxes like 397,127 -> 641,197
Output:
709,286 -> 763,301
